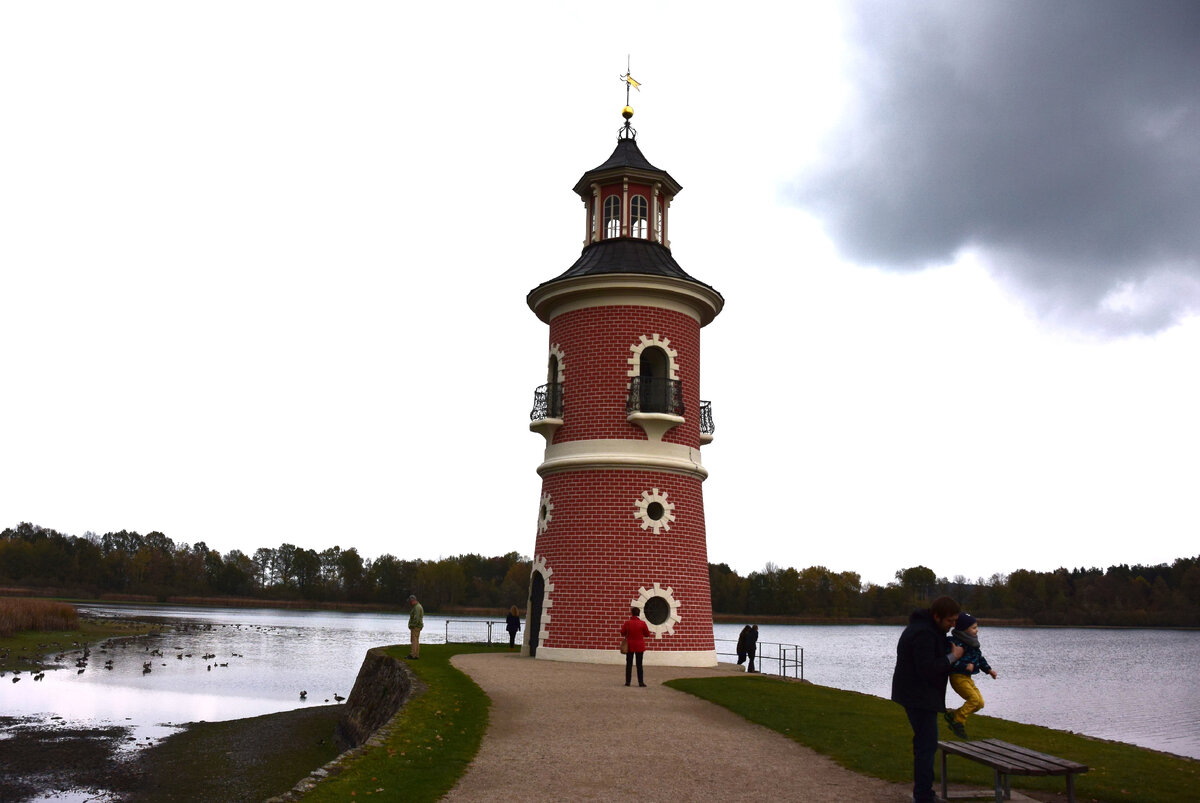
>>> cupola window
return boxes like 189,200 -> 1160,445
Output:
630,195 -> 648,239
603,196 -> 621,239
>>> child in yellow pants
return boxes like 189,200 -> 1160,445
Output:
944,612 -> 998,739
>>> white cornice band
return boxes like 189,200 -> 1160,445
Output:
528,274 -> 724,327
537,439 -> 707,480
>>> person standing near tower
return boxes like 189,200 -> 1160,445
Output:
407,595 -> 424,659
621,607 -> 651,687
892,595 -> 964,803
506,605 -> 521,650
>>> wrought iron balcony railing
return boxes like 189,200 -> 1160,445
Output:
626,377 -> 685,417
700,400 -> 714,435
530,382 -> 563,421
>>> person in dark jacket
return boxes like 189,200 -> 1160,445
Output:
892,596 -> 964,803
736,624 -> 758,669
505,605 -> 521,650
745,624 -> 759,673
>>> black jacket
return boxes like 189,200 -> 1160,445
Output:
891,609 -> 953,711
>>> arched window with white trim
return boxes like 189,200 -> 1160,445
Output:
630,195 -> 648,239
604,196 -> 621,239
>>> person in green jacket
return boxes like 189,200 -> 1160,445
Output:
407,595 -> 424,659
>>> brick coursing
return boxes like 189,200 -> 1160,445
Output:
548,305 -> 702,449
533,468 -> 714,652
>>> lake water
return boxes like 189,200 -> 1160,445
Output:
716,622 -> 1200,761
2,605 -> 1196,772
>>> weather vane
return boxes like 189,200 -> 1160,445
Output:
618,55 -> 640,140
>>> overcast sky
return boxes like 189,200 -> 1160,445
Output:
3,1 -> 1197,587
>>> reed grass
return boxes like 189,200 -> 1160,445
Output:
0,598 -> 79,637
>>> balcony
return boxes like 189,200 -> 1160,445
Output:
700,400 -> 714,444
529,382 -> 564,443
626,377 -> 685,442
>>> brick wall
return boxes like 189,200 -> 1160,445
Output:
548,305 -> 702,449
533,468 -> 715,652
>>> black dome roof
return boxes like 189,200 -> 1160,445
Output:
572,138 -> 681,197
528,238 -> 721,300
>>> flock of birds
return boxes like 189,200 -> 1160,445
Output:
1,625 -> 346,704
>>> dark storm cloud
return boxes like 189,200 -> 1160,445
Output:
794,1 -> 1200,334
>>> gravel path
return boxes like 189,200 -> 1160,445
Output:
443,652 -> 914,802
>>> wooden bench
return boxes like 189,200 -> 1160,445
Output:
938,738 -> 1089,803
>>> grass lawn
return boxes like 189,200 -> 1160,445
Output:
302,643 -> 499,803
666,675 -> 1199,803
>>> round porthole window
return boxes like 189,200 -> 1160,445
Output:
630,582 -> 682,637
633,488 -> 675,534
643,595 -> 670,625
537,493 -> 554,534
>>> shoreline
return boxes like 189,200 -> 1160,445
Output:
0,706 -> 344,802
5,587 -> 1198,629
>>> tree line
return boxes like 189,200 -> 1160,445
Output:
710,560 -> 1200,626
0,523 -> 529,611
2,523 -> 1197,625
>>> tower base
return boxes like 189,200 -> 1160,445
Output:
535,646 -> 717,667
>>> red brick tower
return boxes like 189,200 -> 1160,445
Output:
524,105 -> 723,666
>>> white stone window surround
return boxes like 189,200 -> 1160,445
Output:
527,556 -> 555,652
626,333 -> 684,441
633,487 -> 676,534
631,582 -> 683,638
537,492 -> 554,534
547,344 -> 565,385
530,344 -> 568,444
626,333 -> 680,382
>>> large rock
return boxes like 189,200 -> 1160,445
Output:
336,647 -> 418,748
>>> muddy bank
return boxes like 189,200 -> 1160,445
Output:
1,645 -> 419,802
0,705 -> 343,802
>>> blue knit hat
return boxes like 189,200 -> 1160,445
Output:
956,612 -> 977,630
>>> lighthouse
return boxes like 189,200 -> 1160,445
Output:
523,102 -> 724,666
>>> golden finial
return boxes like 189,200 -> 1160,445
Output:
622,106 -> 634,120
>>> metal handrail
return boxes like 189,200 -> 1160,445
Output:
626,376 -> 685,416
444,618 -> 509,643
714,638 -> 804,681
699,400 -> 714,435
530,382 -> 564,421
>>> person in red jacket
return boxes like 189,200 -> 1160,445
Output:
621,607 -> 652,687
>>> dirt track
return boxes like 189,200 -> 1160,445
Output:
442,652 -> 915,802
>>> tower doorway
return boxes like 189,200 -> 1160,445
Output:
526,571 -> 545,657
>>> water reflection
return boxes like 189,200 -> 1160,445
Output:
0,604 -> 430,752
